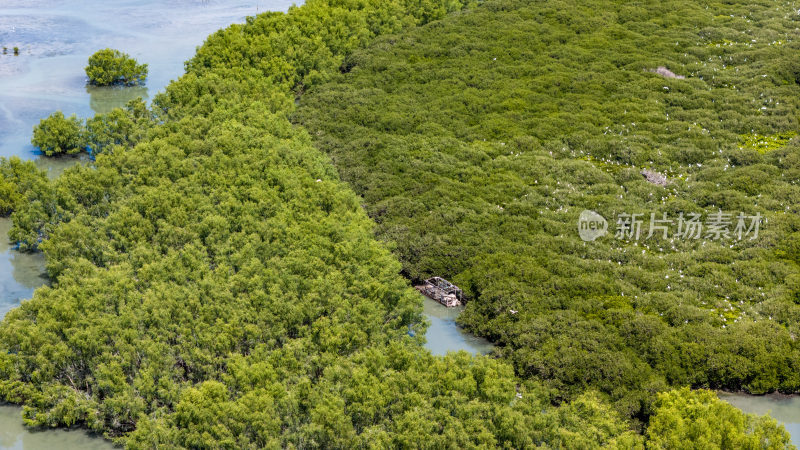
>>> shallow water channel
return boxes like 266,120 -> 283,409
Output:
420,295 -> 800,444
421,295 -> 495,357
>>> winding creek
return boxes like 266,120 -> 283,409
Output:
420,297 -> 800,447
1,0 -> 799,447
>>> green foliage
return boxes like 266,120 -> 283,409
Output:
31,111 -> 86,156
296,0 -> 800,421
3,0 -> 615,447
8,161 -> 116,253
4,0 -> 797,446
85,49 -> 148,86
169,0 -> 473,105
128,347 -> 643,448
85,98 -> 154,155
0,157 -> 48,217
646,388 -> 792,449
27,98 -> 152,164
739,132 -> 797,154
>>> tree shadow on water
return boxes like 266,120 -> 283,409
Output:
86,84 -> 148,115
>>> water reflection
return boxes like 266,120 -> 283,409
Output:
33,154 -> 88,180
718,392 -> 800,447
0,13 -> 91,78
422,295 -> 495,356
0,405 -> 114,450
86,85 -> 148,115
0,218 -> 47,319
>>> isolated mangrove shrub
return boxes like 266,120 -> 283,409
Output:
30,111 -> 85,156
85,48 -> 148,86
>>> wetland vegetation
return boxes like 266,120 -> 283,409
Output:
1,0 -> 799,447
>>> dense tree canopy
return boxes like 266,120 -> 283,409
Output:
3,0 -> 592,447
1,0 -> 796,447
84,98 -> 153,155
85,49 -> 148,86
296,0 -> 800,422
0,157 -> 47,217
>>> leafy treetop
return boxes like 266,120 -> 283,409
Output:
85,48 -> 148,86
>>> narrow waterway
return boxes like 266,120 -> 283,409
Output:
419,297 -> 800,445
0,1 -> 296,447
421,296 -> 495,356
